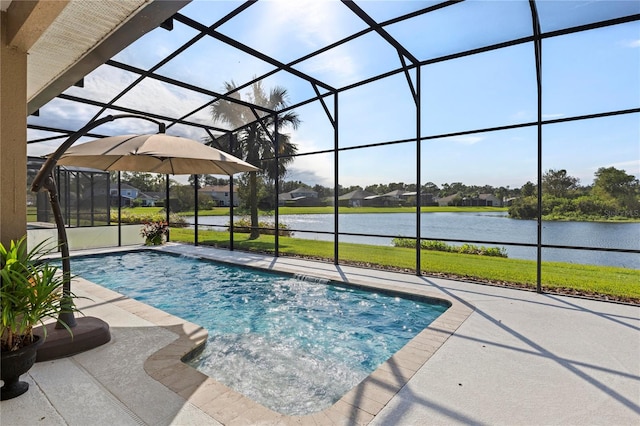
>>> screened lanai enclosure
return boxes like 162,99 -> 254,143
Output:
27,1 -> 640,296
27,157 -> 111,227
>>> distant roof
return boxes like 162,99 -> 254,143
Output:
338,189 -> 376,200
114,183 -> 138,191
382,189 -> 407,197
136,192 -> 156,200
199,185 -> 238,192
438,194 -> 460,202
290,187 -> 317,194
145,192 -> 165,199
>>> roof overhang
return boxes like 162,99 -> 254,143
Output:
2,0 -> 190,115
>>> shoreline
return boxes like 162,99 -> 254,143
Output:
109,206 -> 640,223
176,207 -> 640,222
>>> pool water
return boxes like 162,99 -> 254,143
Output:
69,251 -> 448,415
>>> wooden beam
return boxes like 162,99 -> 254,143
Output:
6,0 -> 69,52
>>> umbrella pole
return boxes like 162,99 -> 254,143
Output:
42,172 -> 76,328
32,170 -> 111,362
32,171 -> 111,362
30,114 -> 169,361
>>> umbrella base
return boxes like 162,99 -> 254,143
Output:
34,317 -> 111,362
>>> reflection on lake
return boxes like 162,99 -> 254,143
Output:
186,212 -> 639,269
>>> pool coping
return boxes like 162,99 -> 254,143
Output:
76,245 -> 474,425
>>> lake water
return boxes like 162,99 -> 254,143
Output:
186,212 -> 640,269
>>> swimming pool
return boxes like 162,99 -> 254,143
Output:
68,250 -> 449,415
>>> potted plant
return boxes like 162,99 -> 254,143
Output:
140,220 -> 169,245
0,237 -> 78,400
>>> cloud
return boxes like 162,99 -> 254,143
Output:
29,64 -> 215,149
625,39 -> 640,48
511,110 -> 534,122
542,113 -> 565,120
285,168 -> 330,186
31,97 -> 101,129
27,137 -> 65,157
448,135 -> 484,145
604,159 -> 640,177
78,66 -> 213,127
284,135 -> 334,186
299,51 -> 358,84
576,159 -> 640,185
244,0 -> 361,85
266,0 -> 347,49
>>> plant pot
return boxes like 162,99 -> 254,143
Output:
1,335 -> 44,400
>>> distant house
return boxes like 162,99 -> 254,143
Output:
437,193 -> 503,207
136,192 -> 158,207
146,192 -> 166,205
504,197 -> 517,207
289,187 -> 318,199
437,194 -> 461,207
399,191 -> 437,206
110,183 -> 158,207
199,185 -> 239,207
278,187 -> 324,207
478,193 -> 503,207
338,189 -> 376,207
382,189 -> 406,200
363,189 -> 405,207
110,183 -> 138,200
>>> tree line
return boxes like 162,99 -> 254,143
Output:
509,167 -> 639,220
114,165 -> 639,222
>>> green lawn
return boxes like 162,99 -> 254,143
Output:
169,228 -> 640,302
27,206 -> 37,222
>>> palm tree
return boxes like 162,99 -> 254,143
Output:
207,80 -> 300,239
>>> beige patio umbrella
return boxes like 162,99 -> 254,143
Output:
56,133 -> 258,175
30,114 -> 259,362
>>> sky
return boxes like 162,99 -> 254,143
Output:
27,0 -> 640,190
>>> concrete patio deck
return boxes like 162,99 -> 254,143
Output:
2,243 -> 638,425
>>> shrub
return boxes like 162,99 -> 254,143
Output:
229,217 -> 293,236
140,221 -> 169,245
422,240 -> 450,252
392,238 -> 507,258
458,243 -> 508,257
110,211 -> 188,228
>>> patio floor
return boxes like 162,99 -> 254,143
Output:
2,243 -> 638,425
